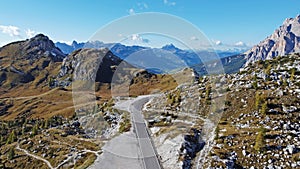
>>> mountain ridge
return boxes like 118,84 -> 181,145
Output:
0,34 -> 66,90
55,40 -> 246,58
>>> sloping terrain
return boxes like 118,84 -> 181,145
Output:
143,53 -> 300,169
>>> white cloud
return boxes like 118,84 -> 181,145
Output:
208,39 -> 250,52
211,39 -> 223,46
0,25 -> 20,37
131,34 -> 140,41
131,34 -> 139,41
215,40 -> 222,46
130,34 -> 150,43
163,0 -> 176,6
25,29 -> 35,38
128,8 -> 135,15
190,36 -> 199,41
235,41 -> 246,47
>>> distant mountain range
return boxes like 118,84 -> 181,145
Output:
55,41 -> 245,66
55,41 -> 246,58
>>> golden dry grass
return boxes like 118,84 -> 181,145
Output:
0,73 -> 179,120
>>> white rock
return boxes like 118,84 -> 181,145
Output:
286,145 -> 295,154
283,124 -> 290,130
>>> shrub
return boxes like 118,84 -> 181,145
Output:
7,147 -> 15,160
265,64 -> 272,76
254,127 -> 266,152
290,68 -> 296,81
215,125 -> 219,140
205,84 -> 212,101
252,81 -> 258,89
6,130 -> 16,144
31,124 -> 38,137
255,92 -> 261,109
261,102 -> 268,115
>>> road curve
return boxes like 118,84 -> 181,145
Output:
129,96 -> 162,169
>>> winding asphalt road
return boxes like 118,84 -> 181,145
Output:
129,96 -> 162,169
90,95 -> 162,169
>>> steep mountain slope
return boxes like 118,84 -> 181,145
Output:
0,34 -> 66,91
245,15 -> 300,65
144,53 -> 300,169
58,48 -> 126,84
206,53 -> 300,168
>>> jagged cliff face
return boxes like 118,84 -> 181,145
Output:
245,15 -> 300,66
59,48 -> 122,83
57,48 -> 144,87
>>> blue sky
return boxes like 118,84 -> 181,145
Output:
0,0 -> 300,49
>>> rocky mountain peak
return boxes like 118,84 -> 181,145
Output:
244,15 -> 300,66
71,40 -> 81,49
27,34 -> 54,50
23,34 -> 66,61
162,43 -> 180,52
0,34 -> 67,88
0,34 -> 66,62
